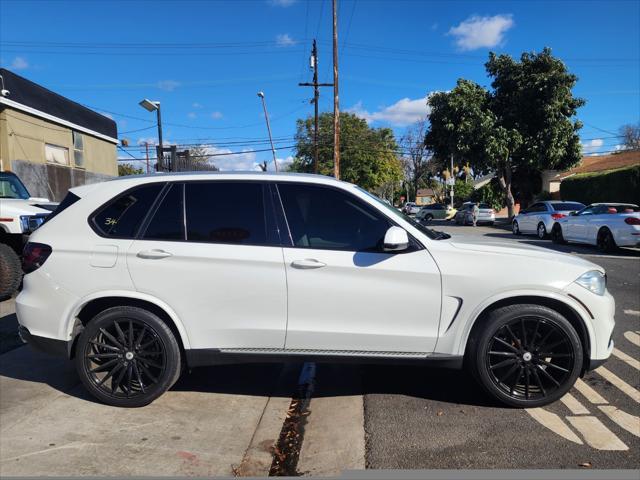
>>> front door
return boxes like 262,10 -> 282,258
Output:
127,181 -> 287,350
276,183 -> 441,354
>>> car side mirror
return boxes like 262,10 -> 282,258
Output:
383,226 -> 409,252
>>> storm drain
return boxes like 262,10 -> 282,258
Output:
268,362 -> 315,476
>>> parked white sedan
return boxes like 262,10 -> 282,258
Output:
512,201 -> 585,239
551,203 -> 640,252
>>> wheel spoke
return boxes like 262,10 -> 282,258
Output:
538,359 -> 569,373
98,328 -> 124,350
90,358 -> 120,373
132,361 -> 146,393
505,325 -> 521,348
542,338 -> 567,352
138,361 -> 159,384
113,321 -> 127,345
140,337 -> 158,350
138,357 -> 162,369
537,353 -> 572,358
89,341 -> 120,352
490,358 -> 518,370
87,353 -> 119,360
510,366 -> 524,394
96,363 -> 121,387
521,319 -> 528,348
492,336 -> 519,353
112,362 -> 128,394
128,320 -> 134,349
536,364 -> 561,387
531,319 -> 541,350
525,367 -> 530,399
489,351 -> 518,357
497,362 -> 520,383
125,363 -> 133,397
532,367 -> 547,396
134,326 -> 147,349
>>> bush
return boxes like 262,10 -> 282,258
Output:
470,178 -> 505,211
560,164 -> 640,205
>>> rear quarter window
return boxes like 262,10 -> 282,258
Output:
92,183 -> 164,238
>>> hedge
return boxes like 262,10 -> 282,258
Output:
560,164 -> 640,205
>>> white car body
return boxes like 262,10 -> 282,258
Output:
512,200 -> 585,239
402,202 -> 420,215
16,172 -> 615,406
554,203 -> 640,248
454,202 -> 496,225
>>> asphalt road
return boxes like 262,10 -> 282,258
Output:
361,221 -> 640,469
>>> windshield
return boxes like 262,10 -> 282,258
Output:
0,173 -> 30,199
356,187 -> 449,240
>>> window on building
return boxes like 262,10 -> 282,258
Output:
73,131 -> 85,168
45,144 -> 70,166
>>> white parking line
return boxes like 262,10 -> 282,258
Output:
623,309 -> 640,316
567,416 -> 628,451
574,378 -> 608,405
526,408 -> 583,444
560,393 -> 590,415
624,331 -> 640,347
612,347 -> 640,370
598,406 -> 640,438
595,366 -> 640,403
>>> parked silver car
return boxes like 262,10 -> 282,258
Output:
402,202 -> 421,215
454,202 -> 495,225
512,200 -> 585,239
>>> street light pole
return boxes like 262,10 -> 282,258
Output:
139,99 -> 164,170
257,91 -> 278,172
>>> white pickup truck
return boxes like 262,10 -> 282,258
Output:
0,171 -> 57,298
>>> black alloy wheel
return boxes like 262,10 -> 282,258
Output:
597,228 -> 616,253
76,306 -> 181,407
469,304 -> 582,408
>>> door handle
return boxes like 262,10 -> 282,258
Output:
291,259 -> 326,269
136,249 -> 173,260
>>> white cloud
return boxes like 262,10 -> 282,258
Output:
276,33 -> 296,47
192,102 -> 203,109
269,0 -> 296,6
447,14 -> 514,51
273,155 -> 294,171
157,79 -> 180,91
211,111 -> 224,120
347,97 -> 430,126
187,112 -> 197,119
582,138 -> 604,155
207,146 -> 258,171
10,56 -> 29,70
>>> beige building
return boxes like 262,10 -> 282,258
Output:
0,68 -> 117,201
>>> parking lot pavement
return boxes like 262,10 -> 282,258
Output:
0,339 -> 298,476
363,220 -> 640,469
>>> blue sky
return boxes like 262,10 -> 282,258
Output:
1,0 -> 638,171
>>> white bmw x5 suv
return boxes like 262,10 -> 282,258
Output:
17,172 -> 615,408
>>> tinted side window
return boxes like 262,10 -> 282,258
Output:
144,183 -> 185,240
185,182 -> 268,245
278,183 -> 390,251
93,183 -> 163,237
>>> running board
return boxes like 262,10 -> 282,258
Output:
185,348 -> 463,369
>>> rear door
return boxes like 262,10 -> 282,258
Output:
126,181 -> 287,350
276,182 -> 441,354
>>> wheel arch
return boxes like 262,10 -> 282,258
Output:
67,292 -> 191,358
461,294 -> 593,372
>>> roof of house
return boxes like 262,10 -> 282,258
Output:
558,150 -> 640,180
0,68 -> 117,141
416,188 -> 436,197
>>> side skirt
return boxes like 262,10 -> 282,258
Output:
185,348 -> 464,370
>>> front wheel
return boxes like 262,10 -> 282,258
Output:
468,304 -> 583,408
537,222 -> 547,240
75,306 -> 182,407
512,221 -> 520,235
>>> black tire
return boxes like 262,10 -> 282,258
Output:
512,221 -> 520,235
536,222 -> 548,240
425,214 -> 434,223
551,224 -> 566,244
467,304 -> 583,408
75,306 -> 182,407
0,243 -> 22,300
597,228 -> 617,253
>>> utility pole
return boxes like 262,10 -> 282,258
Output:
332,0 -> 340,179
299,39 -> 333,174
257,91 -> 278,172
144,142 -> 150,174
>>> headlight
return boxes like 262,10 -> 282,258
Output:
575,270 -> 606,296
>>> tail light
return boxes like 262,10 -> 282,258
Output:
624,217 -> 640,225
22,242 -> 52,274
551,213 -> 566,220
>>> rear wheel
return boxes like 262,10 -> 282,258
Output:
75,306 -> 181,407
512,221 -> 520,235
468,304 -> 582,408
425,214 -> 434,223
597,228 -> 616,253
0,243 -> 22,300
537,222 -> 547,240
551,224 -> 566,244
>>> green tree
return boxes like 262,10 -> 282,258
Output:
118,163 -> 143,176
426,48 -> 585,218
290,112 -> 403,191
